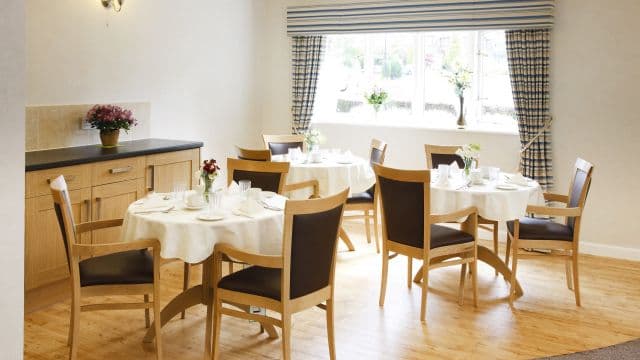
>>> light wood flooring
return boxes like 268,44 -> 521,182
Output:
24,221 -> 640,359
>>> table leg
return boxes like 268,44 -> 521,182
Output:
411,245 -> 523,297
339,227 -> 355,251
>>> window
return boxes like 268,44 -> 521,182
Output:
314,30 -> 516,130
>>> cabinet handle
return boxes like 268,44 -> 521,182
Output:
84,199 -> 91,221
147,166 -> 155,191
47,175 -> 76,184
109,166 -> 133,174
95,197 -> 102,220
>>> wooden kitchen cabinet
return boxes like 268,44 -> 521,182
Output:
91,178 -> 145,246
146,148 -> 200,193
24,141 -> 201,311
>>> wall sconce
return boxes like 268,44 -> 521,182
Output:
101,0 -> 123,12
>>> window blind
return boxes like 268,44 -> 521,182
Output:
286,0 -> 554,36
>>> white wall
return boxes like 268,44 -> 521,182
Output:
0,0 -> 25,357
257,0 -> 640,260
27,0 -> 264,162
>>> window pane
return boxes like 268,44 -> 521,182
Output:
478,31 -> 516,126
423,32 -> 476,126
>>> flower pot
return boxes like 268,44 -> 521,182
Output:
100,129 -> 120,147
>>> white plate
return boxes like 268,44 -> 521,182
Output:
336,160 -> 352,164
184,204 -> 206,210
496,184 -> 518,190
197,213 -> 224,221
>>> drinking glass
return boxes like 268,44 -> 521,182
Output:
489,167 -> 500,182
208,190 -> 222,215
239,180 -> 251,195
172,182 -> 187,203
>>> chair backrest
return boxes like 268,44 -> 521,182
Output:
566,158 -> 594,232
235,146 -> 272,162
282,188 -> 348,300
374,164 -> 430,250
369,138 -> 388,166
49,176 -> 77,271
424,144 -> 466,169
226,158 -> 290,194
262,134 -> 305,156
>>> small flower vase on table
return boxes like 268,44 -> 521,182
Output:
455,144 -> 481,179
197,159 -> 221,203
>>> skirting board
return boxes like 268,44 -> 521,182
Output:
579,241 -> 640,262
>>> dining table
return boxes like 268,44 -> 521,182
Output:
414,170 -> 545,297
120,191 -> 287,352
272,152 -> 376,251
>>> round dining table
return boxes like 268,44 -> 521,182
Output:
414,172 -> 545,297
120,192 -> 286,352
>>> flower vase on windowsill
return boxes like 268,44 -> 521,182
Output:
457,95 -> 466,129
86,104 -> 137,148
365,87 -> 388,121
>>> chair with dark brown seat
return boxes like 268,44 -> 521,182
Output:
208,189 -> 349,360
235,145 -> 271,161
505,158 -> 594,305
343,139 -> 387,253
262,134 -> 306,155
226,158 -> 319,197
424,144 -> 500,274
49,176 -> 163,360
374,164 -> 478,322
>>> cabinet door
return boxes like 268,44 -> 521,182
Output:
92,179 -> 145,245
25,188 -> 91,290
146,148 -> 200,193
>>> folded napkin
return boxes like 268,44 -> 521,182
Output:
507,173 -> 529,186
261,194 -> 287,211
450,161 -> 460,171
133,204 -> 174,214
236,198 -> 263,217
228,180 -> 240,193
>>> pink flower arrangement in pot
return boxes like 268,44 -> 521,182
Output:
86,104 -> 137,147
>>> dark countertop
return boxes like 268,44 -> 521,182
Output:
26,138 -> 203,171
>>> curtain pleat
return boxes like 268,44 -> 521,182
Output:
291,35 -> 325,134
506,28 -> 553,189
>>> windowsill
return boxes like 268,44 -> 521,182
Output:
312,116 -> 519,136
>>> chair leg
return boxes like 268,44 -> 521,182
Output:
572,252 -> 581,306
458,263 -> 467,306
69,290 -> 80,359
379,248 -> 389,307
211,297 -> 223,360
505,234 -> 512,268
373,207 -> 380,254
472,252 -> 478,308
492,223 -> 499,276
204,294 -> 214,360
326,299 -> 336,360
565,259 -> 574,290
153,291 -> 163,360
364,210 -> 372,244
144,294 -> 151,328
282,312 -> 292,360
420,259 -> 430,322
181,263 -> 190,319
407,256 -> 413,289
509,243 -> 519,304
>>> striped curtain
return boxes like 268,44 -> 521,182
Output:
291,36 -> 325,135
506,28 -> 553,189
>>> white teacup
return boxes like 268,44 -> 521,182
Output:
186,192 -> 205,207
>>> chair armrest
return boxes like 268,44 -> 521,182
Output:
283,179 -> 320,199
526,205 -> 581,217
72,239 -> 159,258
75,219 -> 124,234
543,192 -> 569,203
214,243 -> 283,269
430,206 -> 478,224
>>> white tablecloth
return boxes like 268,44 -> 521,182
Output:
273,154 -> 375,199
121,194 -> 284,264
431,174 -> 544,222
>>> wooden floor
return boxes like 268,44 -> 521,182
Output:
24,221 -> 640,359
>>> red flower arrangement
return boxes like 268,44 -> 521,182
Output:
198,159 -> 221,198
86,104 -> 137,131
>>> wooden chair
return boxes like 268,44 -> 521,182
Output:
226,158 -> 319,197
262,134 -> 306,155
424,144 -> 500,274
343,139 -> 387,253
236,145 -> 271,161
374,164 -> 478,322
209,189 -> 349,360
49,176 -> 163,360
505,158 -> 594,305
